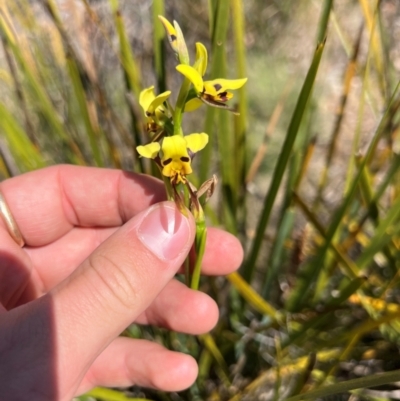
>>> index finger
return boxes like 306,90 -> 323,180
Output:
0,165 -> 165,246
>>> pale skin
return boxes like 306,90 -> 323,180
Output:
0,165 -> 243,401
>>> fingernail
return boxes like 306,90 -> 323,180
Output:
137,203 -> 191,261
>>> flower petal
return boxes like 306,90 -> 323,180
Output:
161,135 -> 189,159
136,142 -> 160,159
204,77 -> 248,95
139,86 -> 155,114
184,133 -> 209,153
194,42 -> 208,77
158,16 -> 178,54
161,136 -> 193,180
184,98 -> 203,112
176,64 -> 204,94
173,20 -> 190,64
162,160 -> 192,179
148,90 -> 171,114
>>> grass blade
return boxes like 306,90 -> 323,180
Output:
202,0 -> 237,232
84,387 -> 153,401
152,0 -> 166,93
198,0 -> 229,184
66,56 -> 104,167
110,0 -> 144,172
355,195 -> 400,270
286,77 -> 400,311
262,207 -> 295,299
231,0 -> 248,226
316,23 -> 362,203
358,0 -> 385,98
243,40 -> 326,283
0,103 -> 46,171
0,13 -> 81,161
285,368 -> 400,401
227,272 -> 279,319
198,333 -> 231,387
316,0 -> 333,43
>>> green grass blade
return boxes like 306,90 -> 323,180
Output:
355,195 -> 400,270
198,0 -> 230,184
286,77 -> 400,311
243,40 -> 326,283
355,154 -> 375,212
374,153 -> 400,202
316,24 -> 362,203
358,0 -> 386,99
201,0 -> 237,232
285,353 -> 316,398
328,276 -> 367,307
357,153 -> 400,227
207,0 -> 216,37
152,0 -> 166,93
198,333 -> 231,387
227,272 -> 279,319
282,276 -> 366,349
0,16 -> 72,148
0,103 -> 46,171
66,56 -> 103,167
110,0 -> 144,172
231,0 -> 248,223
1,36 -> 37,146
198,348 -> 213,386
262,207 -> 295,299
84,387 -> 154,401
199,107 -> 215,187
109,0 -> 141,98
285,368 -> 400,401
316,0 -> 333,43
293,192 -> 359,278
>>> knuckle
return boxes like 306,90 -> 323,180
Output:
86,252 -> 140,310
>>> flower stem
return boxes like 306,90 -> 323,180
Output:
190,221 -> 207,290
173,77 -> 191,136
161,173 -> 174,200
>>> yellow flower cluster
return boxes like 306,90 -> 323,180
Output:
137,134 -> 208,185
137,16 -> 247,194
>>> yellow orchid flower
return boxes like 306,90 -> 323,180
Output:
176,42 -> 247,111
139,86 -> 171,130
137,133 -> 208,185
158,16 -> 189,64
158,16 -> 178,55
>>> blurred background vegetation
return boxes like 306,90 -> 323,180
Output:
2,0 -> 400,400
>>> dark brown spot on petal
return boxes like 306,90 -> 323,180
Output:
213,83 -> 222,91
217,92 -> 229,102
170,34 -> 177,42
163,158 -> 172,166
180,156 -> 190,162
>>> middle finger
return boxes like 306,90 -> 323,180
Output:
26,226 -> 243,292
135,278 -> 219,333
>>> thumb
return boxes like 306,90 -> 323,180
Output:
53,201 -> 195,389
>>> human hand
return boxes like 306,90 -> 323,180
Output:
0,165 -> 243,401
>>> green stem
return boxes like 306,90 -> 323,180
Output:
173,78 -> 191,136
191,222 -> 207,290
161,172 -> 174,200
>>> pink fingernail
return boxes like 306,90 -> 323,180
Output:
137,203 -> 191,261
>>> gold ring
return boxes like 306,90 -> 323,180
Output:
0,190 -> 25,247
